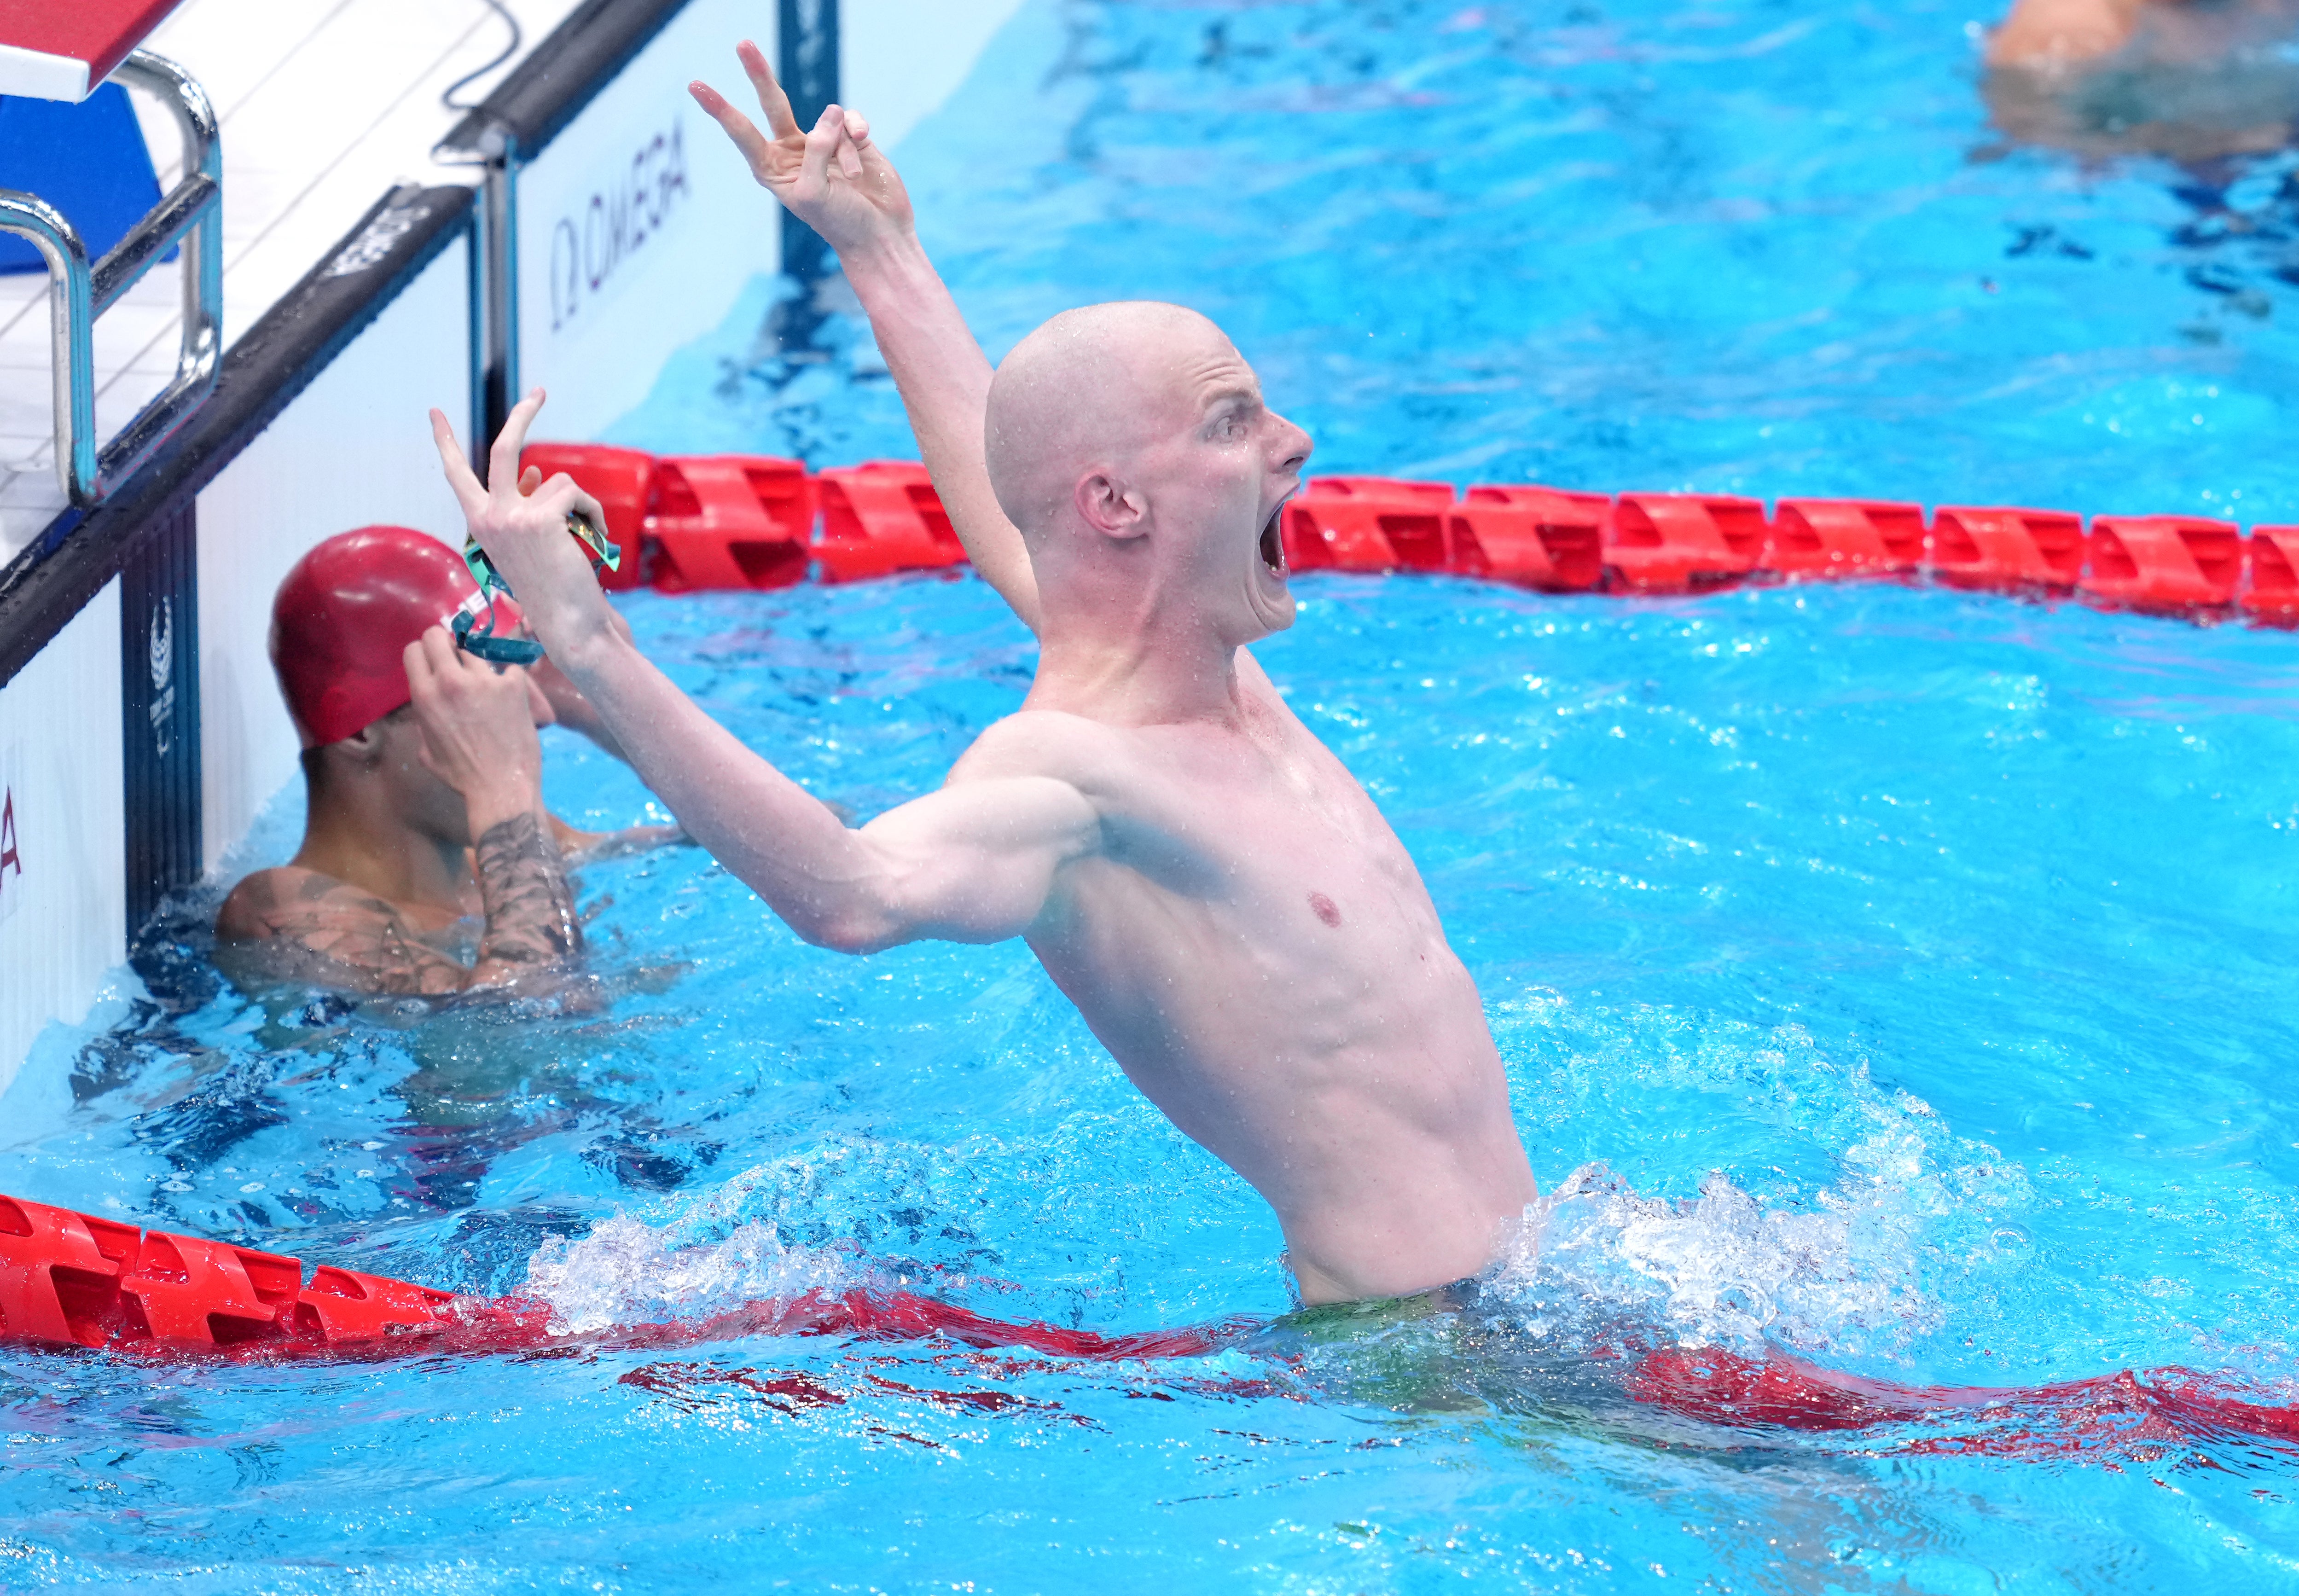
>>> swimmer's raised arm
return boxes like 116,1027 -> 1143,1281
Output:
689,43 -> 1043,633
430,397 -> 1098,952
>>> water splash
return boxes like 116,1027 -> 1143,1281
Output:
523,1216 -> 870,1335
1483,1159 -> 1943,1360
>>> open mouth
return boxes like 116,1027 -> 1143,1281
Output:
1259,503 -> 1287,577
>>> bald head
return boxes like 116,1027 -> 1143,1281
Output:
985,302 -> 1233,539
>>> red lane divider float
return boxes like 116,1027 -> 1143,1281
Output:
0,1193 -> 1247,1364
11,1192 -> 2299,1464
1606,492 -> 1769,592
1447,486 -> 1606,590
1281,476 -> 1455,573
646,454 -> 814,592
815,460 -> 966,582
515,444 -> 2293,625
518,443 -> 654,592
1626,1345 -> 2299,1461
1928,506 -> 2085,592
1767,499 -> 1925,579
2080,515 -> 2242,612
2244,525 -> 2299,623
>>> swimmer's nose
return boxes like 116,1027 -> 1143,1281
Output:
1271,410 -> 1312,476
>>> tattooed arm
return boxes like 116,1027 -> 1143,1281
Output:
467,811 -> 581,977
215,842 -> 580,997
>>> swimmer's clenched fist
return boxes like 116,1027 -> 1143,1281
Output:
427,44 -> 1538,1306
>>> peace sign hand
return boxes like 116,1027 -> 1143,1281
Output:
429,389 -> 619,670
689,40 -> 915,258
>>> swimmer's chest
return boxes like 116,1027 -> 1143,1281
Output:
1081,704 -> 1441,948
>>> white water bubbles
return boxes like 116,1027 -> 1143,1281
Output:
1486,999 -> 2039,1369
523,1212 -> 871,1335
1484,1160 -> 1943,1360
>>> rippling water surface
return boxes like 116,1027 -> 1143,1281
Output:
11,0 -> 2299,1589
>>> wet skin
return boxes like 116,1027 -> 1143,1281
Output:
216,626 -> 667,997
425,46 -> 1538,1305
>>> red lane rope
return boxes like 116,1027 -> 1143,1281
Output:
521,443 -> 2299,623
9,1191 -> 2297,1463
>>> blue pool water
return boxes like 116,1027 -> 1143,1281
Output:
12,0 -> 2299,1589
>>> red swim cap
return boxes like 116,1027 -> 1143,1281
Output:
270,526 -> 522,747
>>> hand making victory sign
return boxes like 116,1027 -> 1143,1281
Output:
687,44 -> 1045,628
687,40 -> 911,255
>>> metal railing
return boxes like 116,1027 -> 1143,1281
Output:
0,51 -> 223,509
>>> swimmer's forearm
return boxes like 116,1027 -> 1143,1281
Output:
544,629 -> 904,946
840,234 -> 1043,632
466,808 -> 584,986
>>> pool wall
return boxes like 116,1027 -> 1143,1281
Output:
0,0 -> 1026,1095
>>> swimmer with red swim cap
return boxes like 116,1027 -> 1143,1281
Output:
215,524 -> 673,996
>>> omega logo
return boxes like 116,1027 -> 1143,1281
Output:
148,597 -> 176,758
547,116 -> 691,334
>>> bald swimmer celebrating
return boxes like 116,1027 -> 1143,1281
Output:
427,43 -> 1538,1307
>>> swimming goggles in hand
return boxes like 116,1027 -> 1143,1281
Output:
453,509 -> 621,666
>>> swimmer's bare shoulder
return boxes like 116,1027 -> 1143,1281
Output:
216,866 -> 474,996
946,646 -> 1296,794
946,708 -> 1133,792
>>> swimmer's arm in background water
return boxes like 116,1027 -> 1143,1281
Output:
688,43 -> 1044,635
430,397 -> 1099,953
1986,0 -> 2143,67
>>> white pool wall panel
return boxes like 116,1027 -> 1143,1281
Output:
0,584 -> 126,1097
516,0 -> 783,444
196,233 -> 476,874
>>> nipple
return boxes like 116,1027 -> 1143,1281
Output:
1308,892 -> 1341,928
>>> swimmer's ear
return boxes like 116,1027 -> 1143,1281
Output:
326,718 -> 392,774
1075,470 -> 1150,541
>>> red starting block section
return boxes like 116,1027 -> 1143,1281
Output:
1446,486 -> 1606,591
518,442 -> 652,591
2079,515 -> 2242,611
814,461 -> 965,582
646,455 -> 815,593
1604,493 -> 1769,592
1767,499 -> 1925,578
0,0 -> 184,100
1927,506 -> 2084,591
1282,477 -> 1455,573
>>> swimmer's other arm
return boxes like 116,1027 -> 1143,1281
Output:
430,398 -> 1099,953
689,48 -> 1043,635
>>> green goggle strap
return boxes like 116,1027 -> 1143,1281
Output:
455,511 -> 621,666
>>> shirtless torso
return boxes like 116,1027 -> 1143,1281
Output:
426,41 -> 1538,1304
975,674 -> 1533,1300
